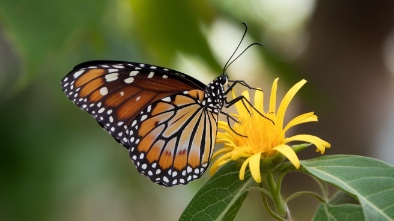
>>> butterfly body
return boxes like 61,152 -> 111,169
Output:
61,61 -> 228,186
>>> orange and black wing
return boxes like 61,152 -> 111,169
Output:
129,89 -> 219,186
61,60 -> 206,148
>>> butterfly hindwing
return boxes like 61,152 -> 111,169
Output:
127,90 -> 218,186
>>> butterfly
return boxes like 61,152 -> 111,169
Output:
61,23 -> 264,187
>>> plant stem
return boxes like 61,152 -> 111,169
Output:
266,172 -> 291,220
259,183 -> 284,221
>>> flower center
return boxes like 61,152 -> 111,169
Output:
234,112 -> 283,157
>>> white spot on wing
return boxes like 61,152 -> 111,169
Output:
105,73 -> 119,82
148,72 -> 154,78
100,87 -> 108,96
124,77 -> 134,83
163,75 -> 168,79
130,71 -> 139,76
73,70 -> 84,79
162,97 -> 171,102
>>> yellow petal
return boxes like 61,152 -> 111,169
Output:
241,90 -> 252,113
211,147 -> 234,160
218,121 -> 231,131
254,89 -> 264,113
269,78 -> 279,114
216,132 -> 235,143
283,112 -> 317,133
242,90 -> 250,101
209,158 -> 230,175
231,148 -> 251,160
239,158 -> 250,180
210,152 -> 233,175
233,90 -> 250,117
249,153 -> 262,183
209,161 -> 220,175
273,145 -> 300,169
285,134 -> 331,154
277,79 -> 307,129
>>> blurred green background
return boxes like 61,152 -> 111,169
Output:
1,0 -> 393,220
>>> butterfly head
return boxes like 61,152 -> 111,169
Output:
220,73 -> 229,87
203,74 -> 228,114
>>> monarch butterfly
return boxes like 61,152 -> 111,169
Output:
61,24 -> 264,187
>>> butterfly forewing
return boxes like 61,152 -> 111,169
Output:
61,61 -> 205,146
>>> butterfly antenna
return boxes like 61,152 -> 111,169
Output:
225,42 -> 263,69
222,22 -> 248,75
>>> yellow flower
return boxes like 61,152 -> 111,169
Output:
210,78 -> 331,183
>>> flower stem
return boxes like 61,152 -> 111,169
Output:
266,172 -> 291,220
259,185 -> 285,221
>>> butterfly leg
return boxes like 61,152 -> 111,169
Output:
220,92 -> 273,138
225,79 -> 274,124
226,79 -> 263,93
225,95 -> 273,124
219,111 -> 247,138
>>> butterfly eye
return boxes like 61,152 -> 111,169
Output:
216,74 -> 228,86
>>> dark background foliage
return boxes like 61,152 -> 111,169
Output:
1,0 -> 393,220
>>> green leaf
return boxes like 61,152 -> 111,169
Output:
301,155 -> 394,221
180,161 -> 252,221
314,203 -> 364,221
328,190 -> 360,205
314,190 -> 364,220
